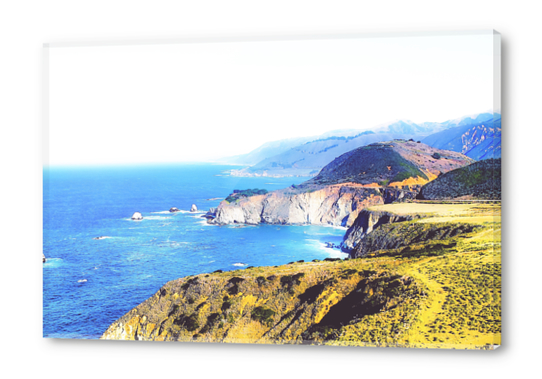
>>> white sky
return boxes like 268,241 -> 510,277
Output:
47,32 -> 496,166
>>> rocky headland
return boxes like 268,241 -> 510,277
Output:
210,140 -> 473,227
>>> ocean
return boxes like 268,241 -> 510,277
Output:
43,163 -> 347,339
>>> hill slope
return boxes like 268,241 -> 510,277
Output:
102,203 -> 501,349
307,140 -> 474,187
417,158 -> 501,200
225,136 -> 317,165
233,132 -> 414,177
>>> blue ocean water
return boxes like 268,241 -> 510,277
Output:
43,163 -> 347,339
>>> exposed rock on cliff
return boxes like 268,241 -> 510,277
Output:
350,222 -> 481,259
417,158 -> 501,200
342,209 -> 418,251
131,212 -> 143,220
190,204 -> 198,212
212,184 -> 385,227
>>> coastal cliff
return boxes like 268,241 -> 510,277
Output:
211,184 -> 423,227
212,184 -> 383,227
342,209 -> 417,251
211,140 -> 473,227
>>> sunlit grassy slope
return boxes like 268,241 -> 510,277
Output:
101,203 -> 501,349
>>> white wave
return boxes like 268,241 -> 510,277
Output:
156,209 -> 207,214
322,224 -> 348,230
77,279 -> 87,283
195,219 -> 212,227
93,236 -> 112,240
326,250 -> 349,259
306,239 -> 348,258
233,263 -> 247,267
142,216 -> 171,220
43,257 -> 63,267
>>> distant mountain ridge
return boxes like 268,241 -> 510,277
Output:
422,116 -> 501,160
228,112 -> 497,177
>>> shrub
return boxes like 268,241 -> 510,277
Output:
280,273 -> 305,286
432,152 -> 441,159
251,306 -> 276,326
199,312 -> 221,334
173,314 -> 199,332
221,297 -> 233,311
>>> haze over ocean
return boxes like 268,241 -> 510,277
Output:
43,163 -> 346,338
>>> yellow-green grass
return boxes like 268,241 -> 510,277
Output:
102,204 -> 501,349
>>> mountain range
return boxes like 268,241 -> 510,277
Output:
422,116 -> 501,160
227,112 -> 500,177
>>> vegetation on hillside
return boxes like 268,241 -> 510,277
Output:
418,158 -> 501,200
102,204 -> 501,349
307,140 -> 471,187
225,189 -> 268,203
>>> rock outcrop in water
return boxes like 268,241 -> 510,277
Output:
190,204 -> 198,212
202,208 -> 217,221
169,207 -> 180,213
131,212 -> 143,220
